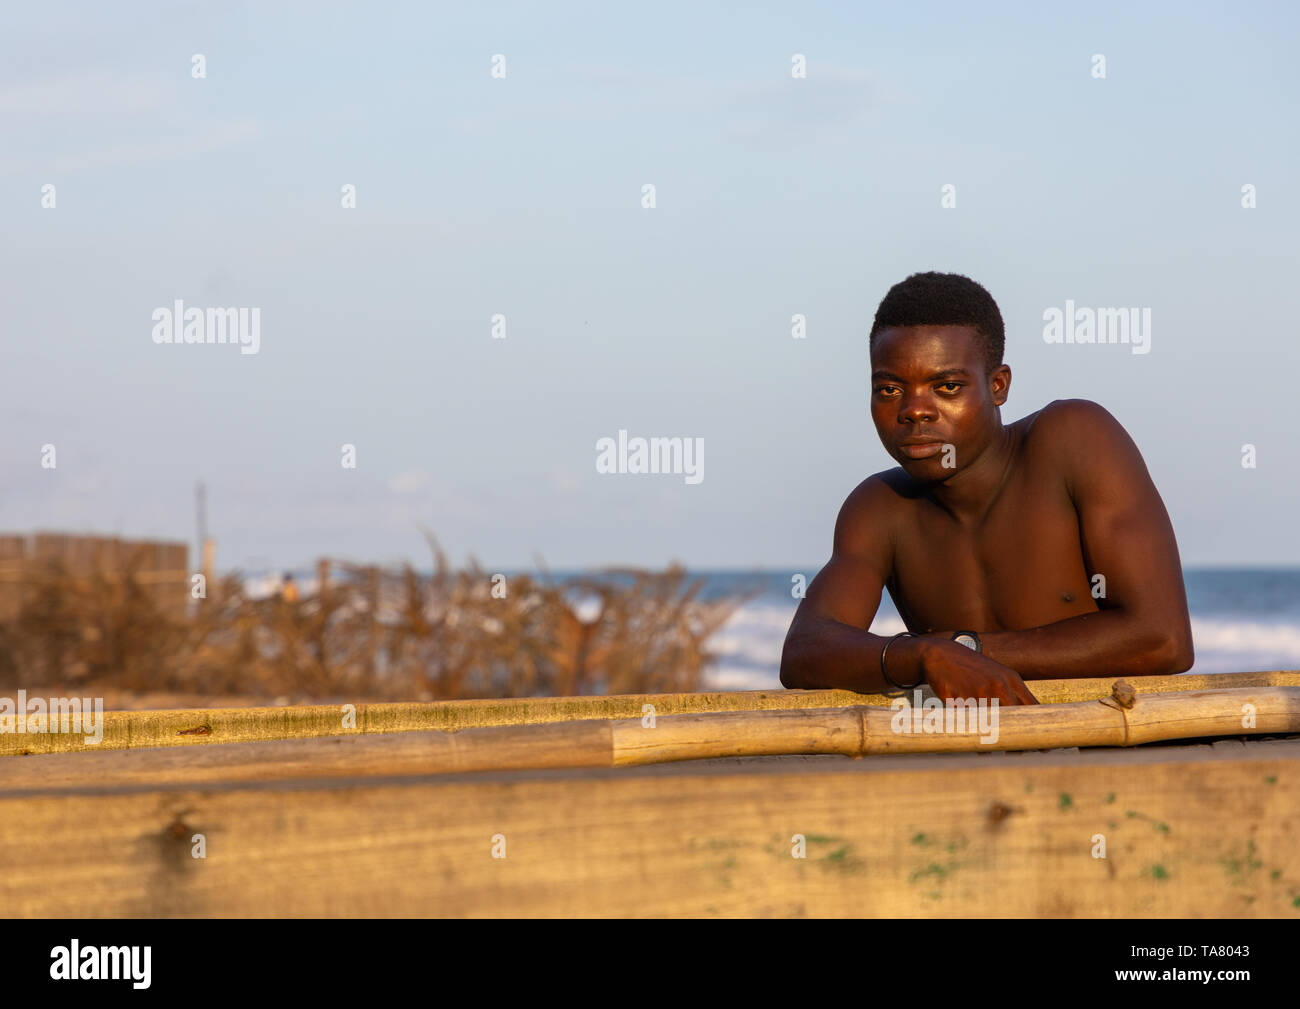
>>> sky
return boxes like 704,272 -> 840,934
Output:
3,1 -> 1298,573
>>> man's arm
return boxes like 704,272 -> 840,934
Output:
780,476 -> 1037,703
977,400 -> 1194,679
780,477 -> 904,692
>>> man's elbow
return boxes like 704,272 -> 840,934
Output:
780,626 -> 821,691
1166,638 -> 1195,674
1147,625 -> 1194,674
779,631 -> 812,689
779,647 -> 804,689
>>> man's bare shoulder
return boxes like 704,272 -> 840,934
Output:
833,468 -> 922,552
845,468 -> 928,510
1021,399 -> 1135,452
1020,399 -> 1149,485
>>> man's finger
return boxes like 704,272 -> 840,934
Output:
999,683 -> 1027,706
1009,676 -> 1039,706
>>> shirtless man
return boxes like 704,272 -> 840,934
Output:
779,272 -> 1194,705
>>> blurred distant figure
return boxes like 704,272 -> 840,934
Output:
281,572 -> 299,603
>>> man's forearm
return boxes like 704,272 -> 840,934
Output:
780,615 -> 925,692
976,608 -> 1193,679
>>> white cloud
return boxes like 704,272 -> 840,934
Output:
389,469 -> 434,495
50,119 -> 263,174
0,71 -> 182,118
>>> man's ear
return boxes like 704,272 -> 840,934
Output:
989,364 -> 1011,406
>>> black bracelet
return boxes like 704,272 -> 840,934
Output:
880,631 -> 923,690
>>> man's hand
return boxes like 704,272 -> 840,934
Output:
906,636 -> 1039,705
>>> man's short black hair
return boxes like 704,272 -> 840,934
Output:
869,272 -> 1005,374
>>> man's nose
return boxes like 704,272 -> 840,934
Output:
898,391 -> 937,423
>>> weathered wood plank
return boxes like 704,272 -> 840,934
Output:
2,739 -> 1297,917
4,670 -> 1296,756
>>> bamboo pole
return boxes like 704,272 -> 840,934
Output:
3,670 -> 1296,757
2,721 -> 614,790
5,684 -> 1299,791
613,684 -> 1300,763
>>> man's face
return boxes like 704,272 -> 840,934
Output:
869,325 -> 1010,479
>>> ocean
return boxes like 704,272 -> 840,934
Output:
249,567 -> 1300,692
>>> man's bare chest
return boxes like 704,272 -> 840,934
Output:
887,489 -> 1099,632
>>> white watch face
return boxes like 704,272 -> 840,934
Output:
953,633 -> 978,651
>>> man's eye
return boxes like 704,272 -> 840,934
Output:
875,386 -> 899,395
938,383 -> 961,393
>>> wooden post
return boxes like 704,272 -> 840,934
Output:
202,538 -> 216,605
367,566 -> 381,690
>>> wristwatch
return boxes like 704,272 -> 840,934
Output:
951,630 -> 982,653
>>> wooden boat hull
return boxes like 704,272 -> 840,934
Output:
1,735 -> 1297,917
2,671 -> 1298,917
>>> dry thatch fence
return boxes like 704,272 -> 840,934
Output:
0,535 -> 753,701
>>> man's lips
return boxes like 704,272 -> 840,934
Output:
896,439 -> 945,460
